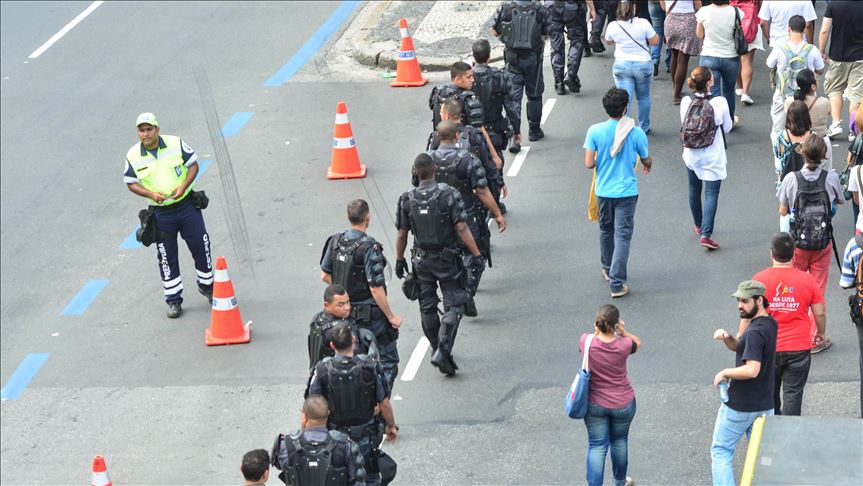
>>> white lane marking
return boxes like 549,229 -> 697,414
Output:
28,1 -> 104,59
400,336 -> 430,382
540,98 -> 557,126
506,146 -> 530,177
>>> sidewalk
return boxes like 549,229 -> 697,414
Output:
344,1 -> 506,72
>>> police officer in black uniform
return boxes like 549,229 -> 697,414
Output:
307,324 -> 397,486
308,284 -> 379,371
471,38 -> 518,212
320,199 -> 402,390
395,153 -> 486,376
425,120 -> 505,317
493,0 -> 550,142
545,0 -> 597,95
272,394 -> 366,486
429,61 -> 503,170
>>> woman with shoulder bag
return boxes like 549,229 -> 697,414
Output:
661,0 -> 702,105
606,0 -> 660,133
580,304 -> 642,486
696,0 -> 744,128
784,69 -> 830,138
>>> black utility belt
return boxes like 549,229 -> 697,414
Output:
149,190 -> 209,212
334,422 -> 376,440
413,246 -> 460,262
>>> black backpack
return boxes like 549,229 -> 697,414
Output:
473,68 -> 505,126
791,170 -> 832,251
500,2 -> 540,50
273,432 -> 348,486
778,136 -> 805,183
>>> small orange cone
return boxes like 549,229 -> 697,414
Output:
327,101 -> 367,180
391,18 -> 428,87
205,256 -> 251,346
91,455 -> 112,486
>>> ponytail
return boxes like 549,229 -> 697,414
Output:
793,68 -> 816,102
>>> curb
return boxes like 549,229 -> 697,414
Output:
345,1 -> 504,72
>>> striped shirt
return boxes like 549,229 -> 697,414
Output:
839,237 -> 863,288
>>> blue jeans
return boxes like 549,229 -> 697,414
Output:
585,399 -> 637,486
647,1 -> 670,70
598,195 -> 638,292
710,404 -> 774,486
687,169 -> 722,238
700,55 -> 740,119
612,60 -> 653,132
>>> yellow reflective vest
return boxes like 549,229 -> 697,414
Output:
126,135 -> 193,206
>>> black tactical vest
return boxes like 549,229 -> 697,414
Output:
280,433 -> 348,486
408,185 -> 458,250
329,233 -> 375,302
500,2 -> 541,51
473,67 -> 505,126
325,357 -> 377,427
432,150 -> 475,210
308,315 -> 377,371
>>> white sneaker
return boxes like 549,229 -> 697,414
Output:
827,121 -> 843,139
741,93 -> 754,105
735,88 -> 743,97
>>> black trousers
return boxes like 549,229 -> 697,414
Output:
548,2 -> 588,81
506,51 -> 544,132
412,252 -> 469,354
774,350 -> 811,416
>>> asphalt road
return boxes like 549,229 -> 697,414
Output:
1,1 -> 860,485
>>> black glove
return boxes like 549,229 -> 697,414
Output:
470,255 -> 486,273
395,259 -> 408,279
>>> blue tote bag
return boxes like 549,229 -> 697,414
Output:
564,334 -> 594,419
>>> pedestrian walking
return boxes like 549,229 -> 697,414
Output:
696,0 -> 744,126
731,0 -> 763,105
271,395 -> 367,486
647,0 -> 671,76
751,233 -> 827,418
662,0 -> 701,105
320,199 -> 403,389
839,233 -> 863,417
395,153 -> 486,376
777,136 -> 840,355
241,449 -> 270,486
545,0 -> 596,95
711,280 -> 777,486
306,323 -> 398,486
579,303 -> 641,486
765,15 -> 824,142
844,108 -> 863,230
123,113 -> 213,319
493,0 -> 550,142
784,69 -> 830,138
817,0 -> 863,141
759,0 -> 817,94
680,66 -> 732,250
605,1 -> 660,133
584,88 -> 653,298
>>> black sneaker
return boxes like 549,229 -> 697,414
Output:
430,349 -> 456,376
555,80 -> 567,95
199,286 -> 213,305
528,128 -> 544,141
167,302 -> 182,318
508,142 -> 521,154
464,296 -> 478,317
564,74 -> 581,94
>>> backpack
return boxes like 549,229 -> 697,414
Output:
777,135 -> 806,184
473,67 -> 506,126
680,97 -> 718,149
428,85 -> 481,130
791,170 -> 832,251
500,2 -> 540,50
273,432 -> 349,486
778,43 -> 814,97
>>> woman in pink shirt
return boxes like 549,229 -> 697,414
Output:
579,304 -> 643,486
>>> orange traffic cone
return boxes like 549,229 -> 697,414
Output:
91,455 -> 112,486
327,101 -> 366,180
205,256 -> 251,346
391,18 -> 428,87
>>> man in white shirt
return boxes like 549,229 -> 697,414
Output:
759,0 -> 817,48
765,15 -> 825,142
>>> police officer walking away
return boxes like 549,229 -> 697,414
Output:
395,153 -> 487,376
124,113 -> 213,318
545,0 -> 596,95
272,395 -> 367,486
427,120 -> 506,317
493,0 -> 550,142
320,200 -> 402,389
307,324 -> 398,486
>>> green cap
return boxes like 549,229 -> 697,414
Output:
732,280 -> 766,300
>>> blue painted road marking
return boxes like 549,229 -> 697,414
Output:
61,279 -> 109,315
119,160 -> 212,249
263,1 -> 360,87
221,112 -> 254,137
1,353 -> 50,400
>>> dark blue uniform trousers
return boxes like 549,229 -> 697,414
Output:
153,199 -> 213,304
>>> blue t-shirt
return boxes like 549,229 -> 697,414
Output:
583,119 -> 649,198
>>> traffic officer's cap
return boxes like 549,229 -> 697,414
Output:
136,112 -> 159,127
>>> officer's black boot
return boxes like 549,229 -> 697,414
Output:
464,296 -> 478,317
167,302 -> 182,318
528,126 -> 544,142
431,348 -> 456,376
198,284 -> 213,304
584,43 -> 592,58
589,35 -> 605,53
564,72 -> 581,94
508,141 -> 521,154
555,77 -> 567,95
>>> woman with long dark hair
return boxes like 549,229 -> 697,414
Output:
783,68 -> 830,138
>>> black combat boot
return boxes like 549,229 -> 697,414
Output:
431,349 -> 456,376
589,35 -> 605,53
564,72 -> 581,94
528,127 -> 544,141
584,43 -> 592,58
555,78 -> 567,95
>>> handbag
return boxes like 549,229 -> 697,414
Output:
564,334 -> 594,419
839,164 -> 853,201
732,7 -> 748,55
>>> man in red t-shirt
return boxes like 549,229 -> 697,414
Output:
744,233 -> 827,416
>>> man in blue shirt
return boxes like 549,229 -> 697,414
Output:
584,87 -> 653,298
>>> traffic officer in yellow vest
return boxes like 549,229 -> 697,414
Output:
124,113 -> 213,318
